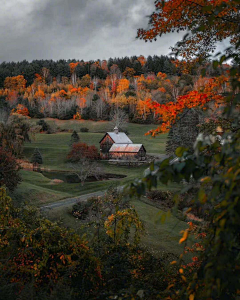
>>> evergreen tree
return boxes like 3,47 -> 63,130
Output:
70,130 -> 80,146
133,60 -> 143,75
31,148 -> 43,165
165,109 -> 202,156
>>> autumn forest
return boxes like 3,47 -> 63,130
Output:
0,55 -> 229,124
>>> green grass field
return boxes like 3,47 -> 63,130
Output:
27,119 -> 167,169
13,119 -> 189,256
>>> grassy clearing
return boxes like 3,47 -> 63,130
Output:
27,119 -> 167,163
24,119 -> 167,171
43,197 -> 187,257
132,199 -> 187,255
12,170 -> 72,206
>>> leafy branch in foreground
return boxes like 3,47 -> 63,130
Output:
129,50 -> 240,298
137,4 -> 240,293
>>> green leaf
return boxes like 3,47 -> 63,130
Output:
175,147 -> 188,157
174,162 -> 185,172
220,55 -> 226,64
198,188 -> 206,203
150,162 -> 155,171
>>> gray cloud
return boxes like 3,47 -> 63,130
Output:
0,0 -> 182,62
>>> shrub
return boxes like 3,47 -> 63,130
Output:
80,127 -> 89,132
72,201 -> 91,220
37,119 -> 57,134
37,119 -> 50,132
146,190 -> 174,208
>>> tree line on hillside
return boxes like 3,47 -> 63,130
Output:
0,54 -> 226,88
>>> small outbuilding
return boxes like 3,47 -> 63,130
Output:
109,144 -> 146,161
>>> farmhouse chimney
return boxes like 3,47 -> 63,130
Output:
114,126 -> 119,134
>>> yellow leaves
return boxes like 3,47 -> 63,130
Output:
170,260 -> 177,265
189,294 -> 195,300
104,209 -> 144,245
179,229 -> 189,244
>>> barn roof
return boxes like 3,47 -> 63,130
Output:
109,144 -> 145,153
100,132 -> 133,144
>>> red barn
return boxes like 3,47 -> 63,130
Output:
99,127 -> 146,160
99,127 -> 133,159
109,144 -> 146,161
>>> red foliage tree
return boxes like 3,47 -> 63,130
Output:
146,76 -> 228,136
67,143 -> 99,162
12,104 -> 29,116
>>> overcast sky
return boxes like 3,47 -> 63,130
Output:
0,0 -> 184,63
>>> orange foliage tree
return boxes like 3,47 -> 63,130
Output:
4,75 -> 27,91
136,98 -> 152,121
69,62 -> 79,85
34,87 -> 45,99
146,75 -> 229,135
137,0 -> 239,59
117,79 -> 130,94
137,55 -> 146,66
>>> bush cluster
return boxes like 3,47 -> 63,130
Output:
146,190 -> 174,209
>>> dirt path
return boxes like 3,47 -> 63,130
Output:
40,190 -> 106,210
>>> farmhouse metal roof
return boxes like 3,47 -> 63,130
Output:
109,144 -> 144,153
105,132 -> 133,144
